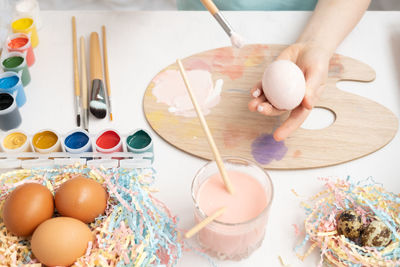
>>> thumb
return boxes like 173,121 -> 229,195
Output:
302,67 -> 326,109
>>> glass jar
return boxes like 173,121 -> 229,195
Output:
191,157 -> 274,260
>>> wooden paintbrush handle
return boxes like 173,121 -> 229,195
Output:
90,32 -> 103,81
102,26 -> 111,97
80,36 -> 88,109
72,16 -> 80,97
200,0 -> 219,15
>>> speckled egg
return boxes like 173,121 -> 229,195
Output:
336,209 -> 363,241
361,220 -> 391,247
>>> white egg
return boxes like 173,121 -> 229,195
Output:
262,60 -> 306,110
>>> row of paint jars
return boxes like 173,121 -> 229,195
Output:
0,15 -> 40,131
0,128 -> 154,162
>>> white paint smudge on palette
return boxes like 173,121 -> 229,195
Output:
152,69 -> 223,117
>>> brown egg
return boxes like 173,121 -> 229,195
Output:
31,217 -> 93,266
55,175 -> 107,223
2,183 -> 54,236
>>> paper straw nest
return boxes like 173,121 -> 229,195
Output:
0,165 -> 182,266
296,178 -> 400,267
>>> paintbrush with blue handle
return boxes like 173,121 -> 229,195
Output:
89,32 -> 107,119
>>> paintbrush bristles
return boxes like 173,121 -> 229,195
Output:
176,59 -> 234,195
185,207 -> 226,238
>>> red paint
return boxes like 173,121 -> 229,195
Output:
96,131 -> 121,150
9,37 -> 28,48
7,37 -> 35,67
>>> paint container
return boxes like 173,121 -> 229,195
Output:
191,157 -> 273,260
63,128 -> 92,153
0,93 -> 22,131
11,17 -> 38,48
14,0 -> 42,29
0,71 -> 26,107
32,129 -> 62,154
1,129 -> 32,152
1,51 -> 31,86
6,33 -> 35,66
126,129 -> 154,162
94,129 -> 123,154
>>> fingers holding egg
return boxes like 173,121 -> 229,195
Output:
250,81 -> 263,98
273,105 -> 311,141
248,94 -> 267,112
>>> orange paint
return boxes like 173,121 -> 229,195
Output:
212,47 -> 235,67
223,124 -> 242,149
293,150 -> 302,158
219,64 -> 244,80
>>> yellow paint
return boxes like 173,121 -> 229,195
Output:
11,18 -> 33,30
3,132 -> 27,150
244,44 -> 268,67
11,18 -> 39,48
146,111 -> 178,129
32,131 -> 58,149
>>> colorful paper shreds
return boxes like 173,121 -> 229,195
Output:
0,165 -> 182,266
296,177 -> 400,267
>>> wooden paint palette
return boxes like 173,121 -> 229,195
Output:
143,44 -> 398,169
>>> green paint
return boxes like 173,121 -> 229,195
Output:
127,130 -> 151,149
2,56 -> 31,87
2,56 -> 23,68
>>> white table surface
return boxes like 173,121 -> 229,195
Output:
11,10 -> 400,266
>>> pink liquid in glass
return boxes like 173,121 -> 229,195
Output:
193,164 -> 272,260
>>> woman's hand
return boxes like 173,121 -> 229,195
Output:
248,42 -> 331,141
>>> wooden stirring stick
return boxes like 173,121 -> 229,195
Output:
185,207 -> 226,239
176,59 -> 234,195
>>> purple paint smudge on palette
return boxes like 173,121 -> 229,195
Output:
251,134 -> 288,164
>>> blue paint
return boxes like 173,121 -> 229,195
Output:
251,134 -> 288,164
65,132 -> 89,150
0,76 -> 19,89
0,73 -> 26,107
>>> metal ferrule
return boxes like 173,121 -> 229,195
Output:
75,95 -> 81,115
91,79 -> 106,103
82,108 -> 88,131
213,12 -> 233,37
